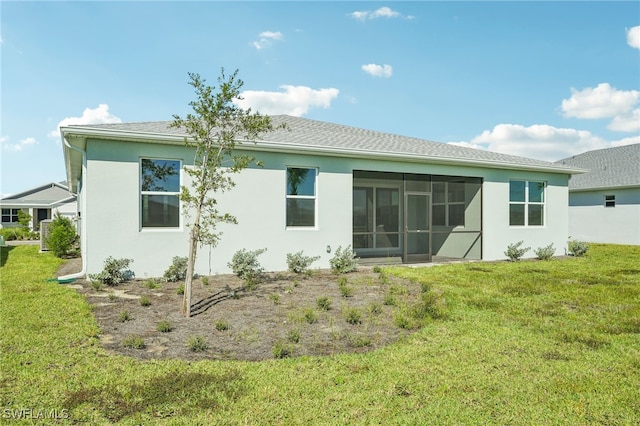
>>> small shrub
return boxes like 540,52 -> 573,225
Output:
89,257 -> 134,286
344,307 -> 362,325
44,213 -> 79,258
383,293 -> 396,306
91,281 -> 104,292
201,276 -> 209,286
176,283 -> 185,295
163,256 -> 188,282
273,340 -> 292,359
338,278 -> 354,298
269,293 -> 281,305
286,328 -> 301,343
394,313 -> 413,329
122,336 -> 145,349
504,241 -> 530,261
568,240 -> 589,257
420,281 -> 431,293
372,265 -> 382,273
215,320 -> 230,331
107,292 -> 117,301
535,243 -> 556,260
144,278 -> 160,289
316,296 -> 332,311
349,334 -> 372,347
188,336 -> 208,352
228,248 -> 266,284
368,302 -> 383,315
156,320 -> 173,332
329,245 -> 359,274
304,308 -> 318,324
139,295 -> 151,307
118,310 -> 131,323
286,251 -> 321,274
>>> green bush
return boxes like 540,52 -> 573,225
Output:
228,248 -> 266,284
44,213 -> 78,258
343,307 -> 362,325
568,240 -> 590,257
304,308 -> 317,324
122,336 -> 145,349
88,257 -> 133,286
118,310 -> 131,323
316,296 -> 332,311
139,295 -> 151,307
286,328 -> 301,343
0,227 -> 37,241
272,340 -> 292,359
176,283 -> 185,295
215,320 -> 230,331
187,336 -> 208,352
329,245 -> 359,274
338,278 -> 354,297
504,241 -> 530,261
535,243 -> 556,260
286,251 -> 320,274
156,320 -> 173,332
163,256 -> 188,282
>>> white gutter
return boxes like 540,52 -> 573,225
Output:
58,132 -> 88,283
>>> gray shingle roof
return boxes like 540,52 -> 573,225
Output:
66,115 -> 579,173
556,143 -> 640,190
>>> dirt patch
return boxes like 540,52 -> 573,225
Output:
57,259 -> 423,361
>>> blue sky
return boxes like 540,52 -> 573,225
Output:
2,1 -> 639,196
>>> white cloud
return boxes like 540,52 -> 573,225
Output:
48,104 -> 121,138
608,108 -> 640,132
234,85 -> 339,116
350,7 -> 412,21
253,31 -> 284,50
627,25 -> 640,49
1,136 -> 38,152
361,63 -> 393,78
461,123 -> 610,162
561,83 -> 640,120
611,134 -> 640,147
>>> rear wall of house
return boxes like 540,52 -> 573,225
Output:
83,138 -> 571,278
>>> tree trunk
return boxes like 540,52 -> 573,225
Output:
182,209 -> 202,318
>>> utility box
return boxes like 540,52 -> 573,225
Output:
40,219 -> 53,251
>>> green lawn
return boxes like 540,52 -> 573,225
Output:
1,244 -> 639,425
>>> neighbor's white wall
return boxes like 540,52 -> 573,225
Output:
568,188 -> 640,245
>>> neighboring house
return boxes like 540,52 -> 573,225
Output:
557,143 -> 640,245
0,181 -> 77,230
61,115 -> 583,278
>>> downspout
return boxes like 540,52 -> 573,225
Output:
58,133 -> 88,282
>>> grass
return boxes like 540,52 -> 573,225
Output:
1,244 -> 639,424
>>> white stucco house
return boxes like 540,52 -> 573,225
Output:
557,143 -> 640,245
0,181 -> 77,230
60,115 -> 583,279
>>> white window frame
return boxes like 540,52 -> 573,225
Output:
140,158 -> 182,230
604,194 -> 616,208
1,208 -> 20,223
285,167 -> 318,229
509,180 -> 545,227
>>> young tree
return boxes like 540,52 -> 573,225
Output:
171,69 -> 284,317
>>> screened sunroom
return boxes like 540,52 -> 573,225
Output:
352,171 -> 482,263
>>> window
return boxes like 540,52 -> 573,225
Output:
432,181 -> 465,227
604,195 -> 615,207
141,159 -> 180,228
286,167 -> 316,227
1,209 -> 20,223
509,180 -> 545,226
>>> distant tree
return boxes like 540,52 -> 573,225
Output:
17,210 -> 31,229
45,213 -> 78,258
171,69 -> 285,317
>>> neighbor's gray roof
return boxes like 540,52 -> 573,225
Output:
556,143 -> 640,191
0,181 -> 75,207
63,115 -> 581,173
